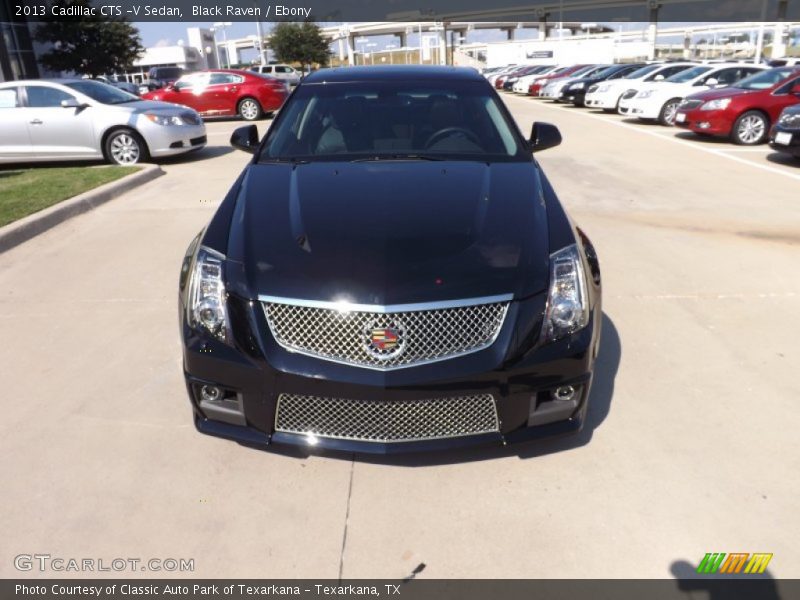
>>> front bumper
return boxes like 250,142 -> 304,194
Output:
617,98 -> 658,119
142,122 -> 208,157
182,294 -> 601,455
584,92 -> 616,109
674,108 -> 733,136
769,125 -> 800,157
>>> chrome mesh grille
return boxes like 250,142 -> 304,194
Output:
679,99 -> 703,110
275,393 -> 499,443
622,89 -> 638,100
263,298 -> 509,370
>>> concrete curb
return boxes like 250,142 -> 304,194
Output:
0,164 -> 164,254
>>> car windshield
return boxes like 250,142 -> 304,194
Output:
260,79 -> 528,163
64,80 -> 139,104
625,64 -> 661,79
665,66 -> 712,83
570,65 -> 597,77
592,66 -> 622,79
733,68 -> 794,90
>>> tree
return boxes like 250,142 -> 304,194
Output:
34,0 -> 143,77
268,22 -> 330,75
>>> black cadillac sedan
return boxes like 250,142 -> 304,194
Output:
769,104 -> 800,159
179,66 -> 602,454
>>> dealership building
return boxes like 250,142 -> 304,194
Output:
0,7 -> 39,82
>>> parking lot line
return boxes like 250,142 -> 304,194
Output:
510,96 -> 800,184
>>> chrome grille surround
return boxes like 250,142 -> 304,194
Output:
275,393 -> 500,443
261,294 -> 511,370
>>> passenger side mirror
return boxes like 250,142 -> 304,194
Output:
231,125 -> 259,154
654,74 -> 665,81
529,122 -> 562,153
61,98 -> 86,109
705,78 -> 719,86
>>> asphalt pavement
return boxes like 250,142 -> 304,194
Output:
2,99 -> 798,580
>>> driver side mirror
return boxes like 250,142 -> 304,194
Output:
231,125 -> 259,154
529,122 -> 562,153
705,78 -> 719,86
654,74 -> 665,81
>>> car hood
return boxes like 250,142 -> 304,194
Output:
225,160 -> 550,305
683,86 -> 760,102
115,99 -> 193,115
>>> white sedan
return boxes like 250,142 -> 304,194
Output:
583,62 -> 695,112
617,63 -> 767,125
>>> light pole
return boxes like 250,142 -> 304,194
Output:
213,21 -> 232,68
355,38 -> 369,65
366,43 -> 377,64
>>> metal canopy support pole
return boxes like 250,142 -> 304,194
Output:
647,1 -> 659,61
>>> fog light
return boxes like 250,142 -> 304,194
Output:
200,385 -> 222,403
553,385 -> 576,402
698,121 -> 711,129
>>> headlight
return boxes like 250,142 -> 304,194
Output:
572,82 -> 584,90
778,111 -> 800,129
542,244 -> 589,343
597,84 -> 611,93
145,113 -> 187,126
189,246 -> 228,342
700,98 -> 731,111
637,90 -> 654,99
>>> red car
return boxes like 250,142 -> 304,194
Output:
528,65 -> 589,97
674,66 -> 800,145
142,69 -> 288,121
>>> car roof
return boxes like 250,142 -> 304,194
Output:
303,65 -> 484,84
0,78 -> 86,86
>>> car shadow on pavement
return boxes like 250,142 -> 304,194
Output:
670,560 -> 781,600
765,152 -> 800,167
263,313 -> 621,466
157,145 -> 234,164
673,131 -> 732,145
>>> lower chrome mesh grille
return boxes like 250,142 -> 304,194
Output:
274,393 -> 500,443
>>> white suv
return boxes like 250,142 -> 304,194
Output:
250,64 -> 301,86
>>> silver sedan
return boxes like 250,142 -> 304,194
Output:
0,79 -> 207,165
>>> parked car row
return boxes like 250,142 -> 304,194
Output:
488,60 -> 800,159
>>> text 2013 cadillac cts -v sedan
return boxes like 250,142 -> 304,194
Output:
179,66 -> 602,454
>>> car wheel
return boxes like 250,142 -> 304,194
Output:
658,98 -> 681,125
731,110 -> 768,145
238,97 -> 263,121
105,129 -> 148,165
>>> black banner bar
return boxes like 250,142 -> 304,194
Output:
3,579 -> 799,600
7,0 -> 800,22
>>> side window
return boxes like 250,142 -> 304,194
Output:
175,74 -> 208,89
774,76 -> 800,95
25,86 -> 76,108
717,69 -> 741,85
0,88 -> 20,108
209,73 -> 230,85
661,66 -> 687,79
174,76 -> 194,90
276,66 -> 291,74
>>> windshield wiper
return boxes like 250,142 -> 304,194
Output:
258,157 -> 311,165
350,154 -> 445,162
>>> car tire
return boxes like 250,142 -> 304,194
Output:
105,129 -> 148,165
238,97 -> 263,121
658,98 -> 681,126
731,110 -> 769,145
